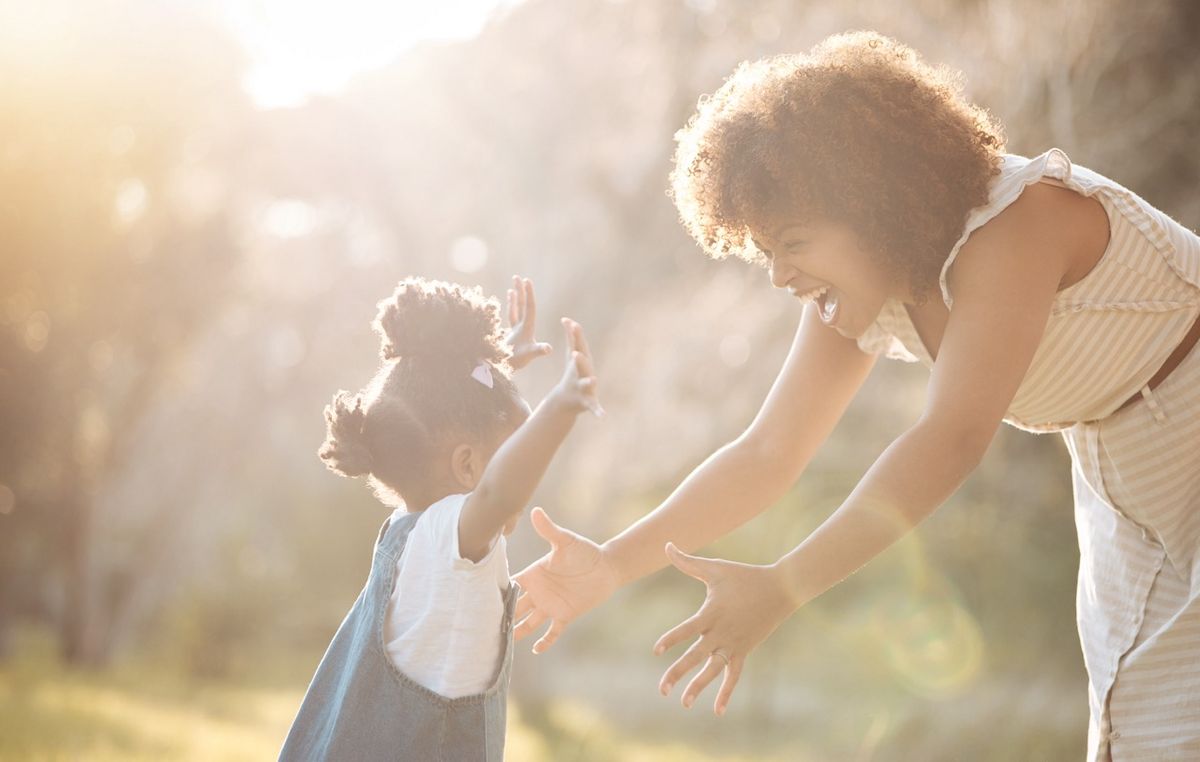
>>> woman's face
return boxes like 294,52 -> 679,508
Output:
752,219 -> 898,339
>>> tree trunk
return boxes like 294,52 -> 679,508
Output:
59,487 -> 107,666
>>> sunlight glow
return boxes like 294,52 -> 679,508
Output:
262,200 -> 318,239
450,235 -> 490,273
114,179 -> 148,227
217,0 -> 520,109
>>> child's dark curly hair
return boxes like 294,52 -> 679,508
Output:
669,31 -> 1005,299
318,278 -> 521,504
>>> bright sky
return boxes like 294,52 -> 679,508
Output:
216,0 -> 518,109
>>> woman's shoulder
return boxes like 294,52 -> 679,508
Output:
942,149 -> 1109,307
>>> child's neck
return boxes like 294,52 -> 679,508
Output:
402,485 -> 464,514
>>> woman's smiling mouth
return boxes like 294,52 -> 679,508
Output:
788,284 -> 828,303
818,289 -> 840,325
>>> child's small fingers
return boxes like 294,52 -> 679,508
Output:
570,321 -> 593,357
563,320 -> 580,349
574,350 -> 596,378
523,278 -> 537,321
568,350 -> 592,376
507,289 -> 518,324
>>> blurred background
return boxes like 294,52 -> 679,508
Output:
1,0 -> 1198,759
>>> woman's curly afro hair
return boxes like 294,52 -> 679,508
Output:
669,31 -> 1006,298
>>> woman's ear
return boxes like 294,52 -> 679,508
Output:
449,443 -> 483,490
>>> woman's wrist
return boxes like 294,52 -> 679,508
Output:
769,555 -> 814,612
598,537 -> 640,588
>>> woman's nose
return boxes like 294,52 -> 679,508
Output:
769,259 -> 792,289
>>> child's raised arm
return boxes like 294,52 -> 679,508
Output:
458,318 -> 602,561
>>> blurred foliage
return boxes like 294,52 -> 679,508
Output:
1,0 -> 1198,758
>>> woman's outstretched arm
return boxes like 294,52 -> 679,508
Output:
512,305 -> 876,651
654,189 -> 1071,714
602,306 -> 878,585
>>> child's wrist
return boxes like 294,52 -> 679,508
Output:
545,386 -> 586,417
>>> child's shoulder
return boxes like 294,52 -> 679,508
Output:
401,493 -> 471,547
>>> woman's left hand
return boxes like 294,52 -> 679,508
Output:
654,543 -> 797,716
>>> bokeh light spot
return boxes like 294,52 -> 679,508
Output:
262,199 -> 317,238
450,235 -> 489,273
114,179 -> 148,226
872,591 -> 985,699
24,311 -> 50,353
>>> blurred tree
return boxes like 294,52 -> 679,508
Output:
1,0 -> 1196,754
0,0 -> 249,663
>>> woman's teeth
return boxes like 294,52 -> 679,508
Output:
790,285 -> 828,304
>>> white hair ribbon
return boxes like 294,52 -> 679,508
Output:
470,362 -> 494,389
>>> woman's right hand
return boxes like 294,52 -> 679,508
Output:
512,507 -> 620,653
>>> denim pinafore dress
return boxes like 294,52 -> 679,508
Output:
279,511 -> 518,762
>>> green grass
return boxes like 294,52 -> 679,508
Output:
0,629 -> 778,762
0,632 -> 295,761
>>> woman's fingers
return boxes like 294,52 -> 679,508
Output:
664,542 -> 713,583
513,589 -> 534,621
680,653 -> 726,709
513,608 -> 546,642
713,656 -> 744,716
658,636 -> 708,695
654,609 -> 705,655
529,506 -> 576,551
532,618 -> 565,654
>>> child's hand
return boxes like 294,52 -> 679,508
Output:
505,275 -> 553,370
554,318 -> 603,418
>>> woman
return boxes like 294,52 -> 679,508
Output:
514,32 -> 1200,760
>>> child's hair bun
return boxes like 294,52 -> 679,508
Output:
318,391 -> 373,477
373,278 -> 509,369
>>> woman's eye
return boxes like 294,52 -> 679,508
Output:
785,241 -> 808,253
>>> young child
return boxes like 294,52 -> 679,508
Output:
279,276 -> 601,761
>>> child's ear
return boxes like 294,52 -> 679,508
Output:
449,443 -> 483,490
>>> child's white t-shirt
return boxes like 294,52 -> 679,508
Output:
383,493 -> 510,699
